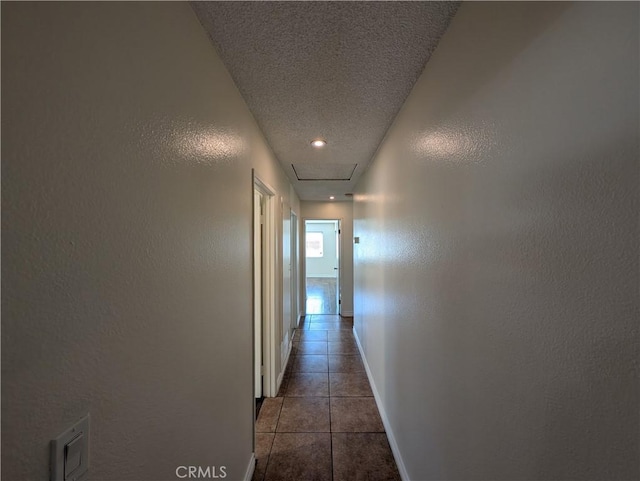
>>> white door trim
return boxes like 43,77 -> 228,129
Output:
336,219 -> 342,316
290,211 -> 299,332
280,198 -> 291,371
253,189 -> 263,399
302,217 -> 343,316
253,172 -> 277,398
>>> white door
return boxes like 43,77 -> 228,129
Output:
281,202 -> 291,367
336,220 -> 341,315
290,211 -> 299,336
253,174 -> 278,397
254,190 -> 263,398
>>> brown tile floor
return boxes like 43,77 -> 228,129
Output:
254,315 -> 401,481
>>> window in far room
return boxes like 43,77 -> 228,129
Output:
306,232 -> 323,257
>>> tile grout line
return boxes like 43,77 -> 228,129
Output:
327,339 -> 334,481
269,430 -> 385,434
262,323 -> 359,481
261,394 -> 286,481
258,434 -> 273,481
261,347 -> 292,481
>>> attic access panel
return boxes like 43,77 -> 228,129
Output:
292,163 -> 357,181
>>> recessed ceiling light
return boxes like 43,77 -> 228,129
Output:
329,196 -> 335,200
311,139 -> 326,148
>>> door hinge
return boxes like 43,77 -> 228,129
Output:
339,300 -> 341,305
260,366 -> 265,375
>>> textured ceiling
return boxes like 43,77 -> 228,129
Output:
192,1 -> 459,201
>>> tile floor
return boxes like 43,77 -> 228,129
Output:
253,315 -> 401,481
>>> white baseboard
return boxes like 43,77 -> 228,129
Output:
276,371 -> 284,395
353,328 -> 410,481
340,310 -> 354,317
243,453 -> 256,481
276,341 -> 293,394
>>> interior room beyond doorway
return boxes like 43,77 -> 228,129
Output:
305,220 -> 340,315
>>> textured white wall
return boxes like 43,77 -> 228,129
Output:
1,3 -> 297,480
354,2 -> 639,480
301,202 -> 354,316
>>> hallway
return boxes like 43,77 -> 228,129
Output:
254,315 -> 400,481
2,2 -> 637,480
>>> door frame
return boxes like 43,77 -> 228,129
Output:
280,198 -> 292,371
253,171 -> 277,399
253,189 -> 263,399
290,210 -> 300,335
302,218 -> 343,316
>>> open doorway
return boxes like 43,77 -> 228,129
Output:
304,220 -> 340,315
253,189 -> 265,401
253,173 -> 277,407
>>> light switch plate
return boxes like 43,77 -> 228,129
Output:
51,414 -> 89,481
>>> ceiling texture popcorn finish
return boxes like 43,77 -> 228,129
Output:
191,1 -> 460,200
